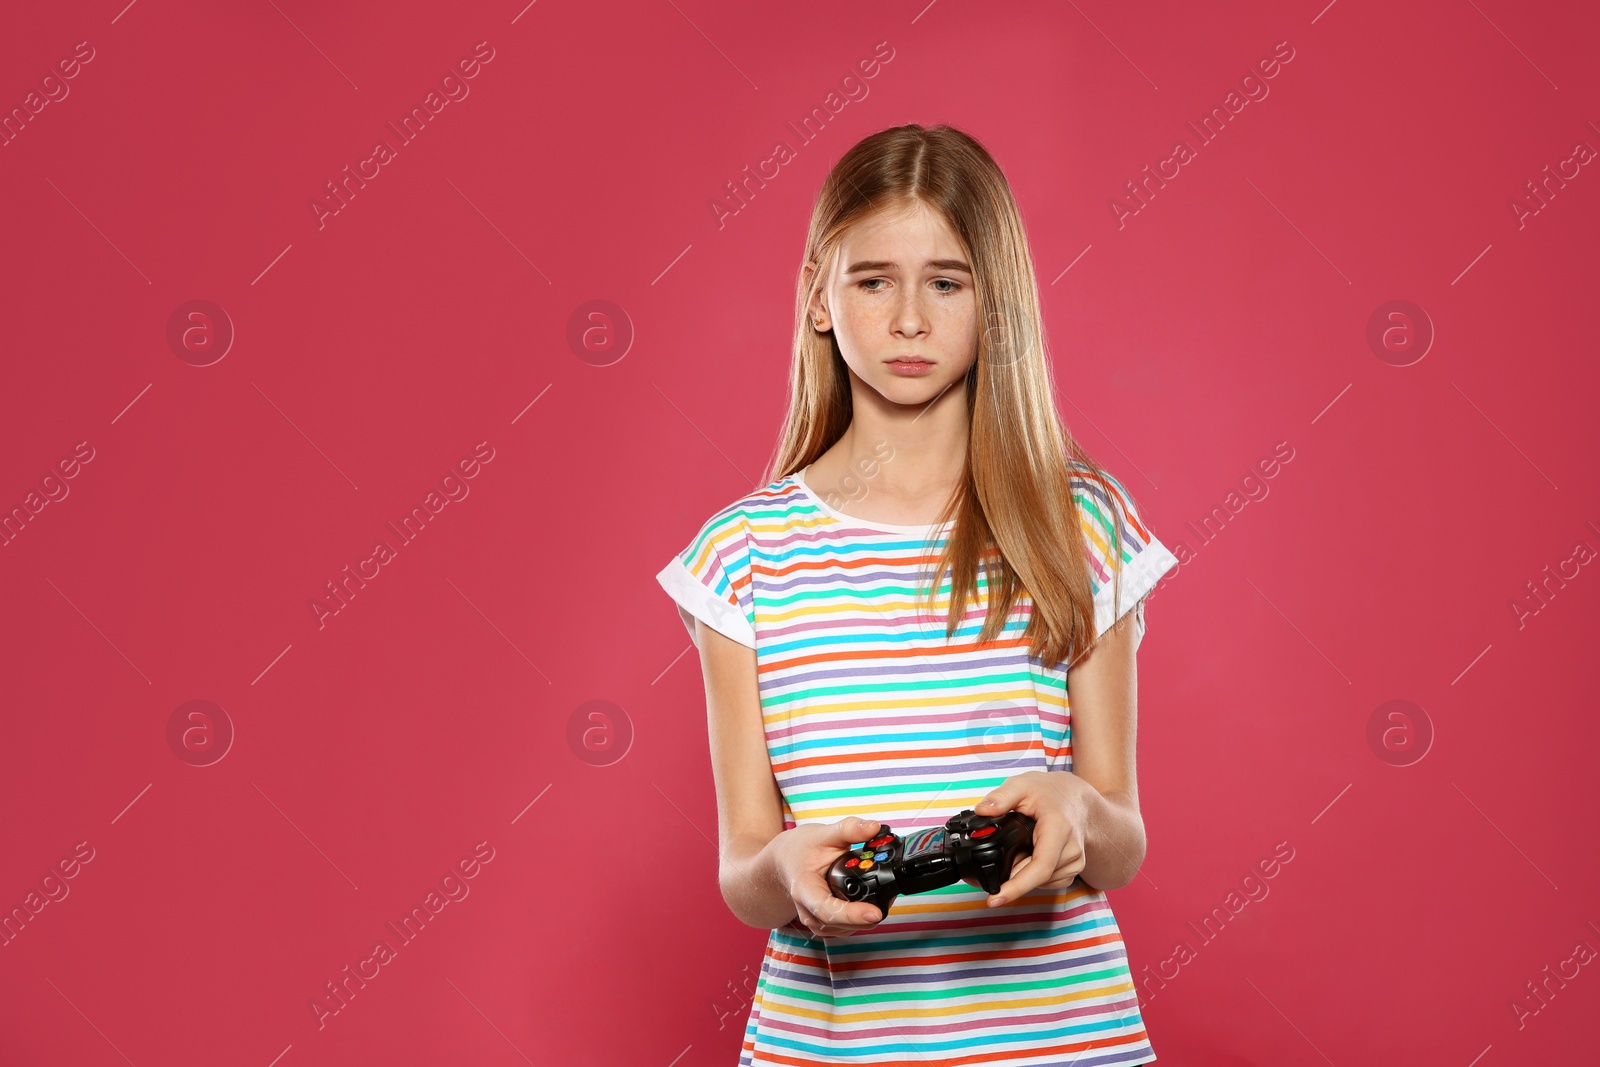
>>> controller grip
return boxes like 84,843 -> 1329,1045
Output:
960,812 -> 1036,895
966,856 -> 1018,895
827,832 -> 900,917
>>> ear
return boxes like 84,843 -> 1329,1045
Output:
802,264 -> 820,302
807,292 -> 828,327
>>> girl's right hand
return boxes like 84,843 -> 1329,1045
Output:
772,816 -> 887,938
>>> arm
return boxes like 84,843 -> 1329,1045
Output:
693,615 -> 799,929
979,469 -> 1176,898
1061,600 -> 1149,891
973,600 -> 1152,901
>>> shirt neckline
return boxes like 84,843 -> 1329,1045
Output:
792,464 -> 955,535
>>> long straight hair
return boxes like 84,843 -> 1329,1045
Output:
763,123 -> 1137,669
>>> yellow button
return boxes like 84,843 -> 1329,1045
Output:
859,858 -> 874,870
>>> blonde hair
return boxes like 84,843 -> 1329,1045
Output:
764,122 -> 1137,668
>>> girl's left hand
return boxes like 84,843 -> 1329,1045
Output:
972,771 -> 1092,906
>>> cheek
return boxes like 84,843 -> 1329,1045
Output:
833,303 -> 883,355
838,297 -> 883,332
939,308 -> 981,361
929,299 -> 976,335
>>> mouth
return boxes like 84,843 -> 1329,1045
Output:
883,356 -> 934,377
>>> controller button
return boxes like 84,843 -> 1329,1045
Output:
845,857 -> 859,868
868,835 -> 893,848
874,851 -> 888,861
971,825 -> 997,838
859,858 -> 874,870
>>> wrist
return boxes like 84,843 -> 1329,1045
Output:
722,830 -> 802,930
1074,780 -> 1145,891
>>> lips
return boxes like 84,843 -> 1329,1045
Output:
886,357 -> 936,376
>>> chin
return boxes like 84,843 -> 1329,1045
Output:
879,377 -> 947,401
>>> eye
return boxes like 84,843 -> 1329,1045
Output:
932,279 -> 961,294
860,278 -> 889,292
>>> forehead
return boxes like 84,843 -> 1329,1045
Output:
834,201 -> 967,269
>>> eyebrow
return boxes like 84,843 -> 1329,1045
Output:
844,258 -> 972,275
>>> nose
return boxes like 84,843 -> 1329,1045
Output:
892,291 -> 931,338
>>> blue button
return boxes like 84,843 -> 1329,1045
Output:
874,851 -> 888,861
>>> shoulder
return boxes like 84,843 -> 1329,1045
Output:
683,473 -> 801,547
1066,459 -> 1140,528
1065,458 -> 1164,573
1063,457 -> 1179,640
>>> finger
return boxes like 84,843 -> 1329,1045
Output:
835,815 -> 881,846
974,783 -> 1013,815
794,901 -> 837,937
798,899 -> 865,938
830,895 -> 882,926
813,891 -> 861,926
989,822 -> 1066,905
987,856 -> 1041,906
974,772 -> 1041,816
804,880 -> 882,927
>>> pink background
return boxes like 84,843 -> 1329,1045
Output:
2,1 -> 1597,1064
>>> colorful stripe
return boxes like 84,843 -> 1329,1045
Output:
657,461 -> 1179,1066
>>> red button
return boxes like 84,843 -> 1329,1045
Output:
868,835 -> 893,848
971,825 -> 996,838
845,857 -> 859,867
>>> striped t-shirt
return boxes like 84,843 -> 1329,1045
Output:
656,460 -> 1180,1067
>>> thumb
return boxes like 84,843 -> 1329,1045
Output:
974,786 -> 1011,814
838,816 -> 881,843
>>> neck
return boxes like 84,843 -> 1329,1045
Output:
837,374 -> 969,501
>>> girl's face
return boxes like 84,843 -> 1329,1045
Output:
810,201 -> 980,406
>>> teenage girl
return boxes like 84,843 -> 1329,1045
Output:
658,123 -> 1179,1066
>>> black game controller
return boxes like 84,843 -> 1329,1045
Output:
827,809 -> 1037,918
